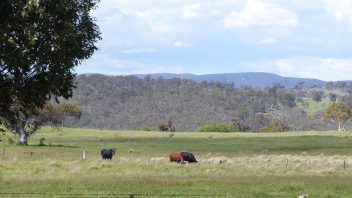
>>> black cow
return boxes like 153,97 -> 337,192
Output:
101,149 -> 116,160
180,151 -> 198,163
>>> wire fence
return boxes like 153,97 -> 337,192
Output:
1,148 -> 352,172
0,192 -> 291,197
1,149 -> 349,198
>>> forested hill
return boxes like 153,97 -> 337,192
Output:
133,72 -> 325,88
67,74 -> 352,131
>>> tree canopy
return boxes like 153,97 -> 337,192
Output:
0,0 -> 101,144
324,102 -> 352,131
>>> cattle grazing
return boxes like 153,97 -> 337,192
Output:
180,151 -> 198,163
169,152 -> 183,163
101,149 -> 116,160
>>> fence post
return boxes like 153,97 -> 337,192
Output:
344,160 -> 346,170
286,159 -> 289,169
267,159 -> 270,168
82,150 -> 87,160
29,151 -> 33,158
147,154 -> 150,163
2,147 -> 5,156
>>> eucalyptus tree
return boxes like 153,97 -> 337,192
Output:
324,102 -> 352,131
0,0 -> 101,144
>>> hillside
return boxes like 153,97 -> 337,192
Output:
66,74 -> 352,131
133,72 -> 326,88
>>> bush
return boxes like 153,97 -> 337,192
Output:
38,137 -> 46,146
141,125 -> 150,131
259,120 -> 291,133
7,137 -> 15,145
198,124 -> 237,133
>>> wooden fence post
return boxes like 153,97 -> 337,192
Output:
286,159 -> 289,169
266,159 -> 270,168
82,150 -> 87,160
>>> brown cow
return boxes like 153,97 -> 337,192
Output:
169,152 -> 183,163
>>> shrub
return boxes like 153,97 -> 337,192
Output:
259,120 -> 291,132
141,125 -> 150,131
7,137 -> 15,145
198,124 -> 237,133
38,137 -> 46,146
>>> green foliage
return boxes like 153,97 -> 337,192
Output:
198,124 -> 237,133
324,102 -> 351,123
39,102 -> 82,127
260,120 -> 291,133
0,130 -> 15,145
312,90 -> 324,103
0,0 -> 100,143
278,92 -> 296,108
231,118 -> 249,132
329,93 -> 337,102
141,125 -> 150,131
324,102 -> 351,131
7,137 -> 15,145
60,103 -> 82,119
158,119 -> 175,132
38,137 -> 46,146
47,75 -> 352,132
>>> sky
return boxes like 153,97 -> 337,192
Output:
76,0 -> 352,81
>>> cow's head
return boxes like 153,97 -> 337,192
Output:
111,149 -> 116,155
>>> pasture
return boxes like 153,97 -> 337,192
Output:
1,128 -> 352,197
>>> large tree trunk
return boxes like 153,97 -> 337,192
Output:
17,126 -> 29,145
18,130 -> 29,145
15,111 -> 30,145
338,122 -> 345,131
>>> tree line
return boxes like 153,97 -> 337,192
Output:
64,74 -> 352,132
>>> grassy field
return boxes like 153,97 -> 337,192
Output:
1,128 -> 352,197
297,97 -> 331,116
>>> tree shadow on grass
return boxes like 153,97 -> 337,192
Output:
28,144 -> 79,148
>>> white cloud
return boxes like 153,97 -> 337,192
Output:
224,0 -> 299,28
77,0 -> 352,81
324,0 -> 352,31
259,37 -> 278,44
136,9 -> 172,33
182,3 -> 207,20
173,41 -> 191,47
78,54 -> 185,75
181,2 -> 224,20
123,48 -> 157,54
273,59 -> 294,73
323,58 -> 352,72
261,57 -> 352,81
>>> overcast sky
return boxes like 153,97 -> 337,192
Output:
76,0 -> 352,81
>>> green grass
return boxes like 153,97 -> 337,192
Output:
1,127 -> 352,197
297,97 -> 331,116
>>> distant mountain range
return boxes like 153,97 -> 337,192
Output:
131,72 -> 326,88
